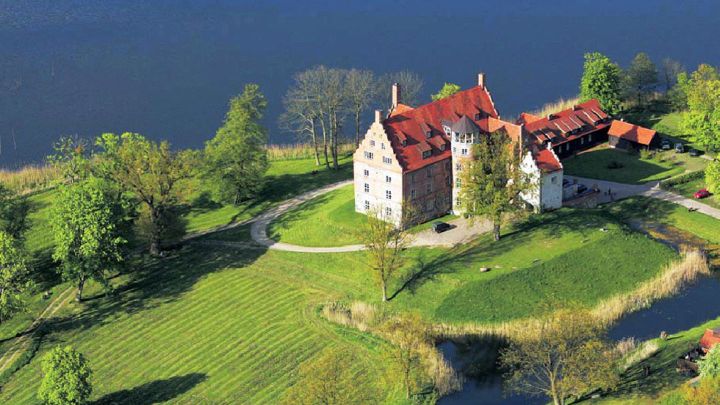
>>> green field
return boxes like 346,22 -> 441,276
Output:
562,146 -> 689,184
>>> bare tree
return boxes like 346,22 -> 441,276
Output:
344,69 -> 377,145
358,204 -> 415,302
280,70 -> 323,166
318,67 -> 346,169
662,58 -> 685,91
377,70 -> 424,110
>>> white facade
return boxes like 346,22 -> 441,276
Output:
519,150 -> 563,212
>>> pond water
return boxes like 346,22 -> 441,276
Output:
439,274 -> 720,404
2,1 -> 720,166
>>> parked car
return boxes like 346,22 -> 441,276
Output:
431,221 -> 451,233
694,188 -> 711,199
675,143 -> 685,153
661,139 -> 672,150
689,148 -> 701,157
576,184 -> 588,194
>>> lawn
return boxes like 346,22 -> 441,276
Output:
562,145 -> 704,184
269,184 -> 365,247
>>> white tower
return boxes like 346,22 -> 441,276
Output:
450,115 -> 481,213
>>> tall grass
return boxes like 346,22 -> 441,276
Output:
0,164 -> 60,194
267,143 -> 356,161
616,338 -> 660,372
531,96 -> 581,118
436,250 -> 710,340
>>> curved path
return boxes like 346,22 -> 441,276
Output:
249,180 -> 492,253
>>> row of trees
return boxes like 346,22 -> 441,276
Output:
281,67 -> 424,168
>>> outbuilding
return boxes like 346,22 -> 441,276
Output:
700,327 -> 720,354
608,120 -> 658,151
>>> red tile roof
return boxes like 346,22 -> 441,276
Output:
608,120 -> 657,146
383,85 -> 500,171
533,147 -> 563,173
523,99 -> 611,147
700,328 -> 720,353
517,112 -> 542,125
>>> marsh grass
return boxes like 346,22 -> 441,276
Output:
530,96 -> 581,118
267,143 -> 356,161
0,164 -> 60,194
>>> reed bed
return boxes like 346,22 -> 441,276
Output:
0,164 -> 60,194
435,250 -> 710,341
530,96 -> 581,118
267,142 -> 356,161
616,338 -> 660,372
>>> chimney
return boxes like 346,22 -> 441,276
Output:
391,83 -> 401,109
477,73 -> 486,88
374,109 -> 382,124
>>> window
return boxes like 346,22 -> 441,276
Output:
443,125 -> 451,135
385,175 -> 391,183
588,133 -> 593,142
370,140 -> 375,147
426,131 -> 432,139
426,183 -> 432,194
364,200 -> 370,210
455,163 -> 462,172
474,112 -> 482,120
580,137 -> 585,145
551,176 -> 557,184
363,169 -> 369,177
383,156 -> 392,164
364,183 -> 369,193
385,190 -> 392,200
381,143 -> 385,150
565,144 -> 570,152
445,161 -> 451,171
461,148 -> 468,156
385,207 -> 392,217
439,144 -> 446,151
455,179 -> 461,187
401,140 -> 407,147
411,173 -> 416,184
452,147 -> 457,153
446,176 -> 451,186
411,189 -> 416,199
422,150 -> 431,159
364,151 -> 374,160
426,166 -> 432,178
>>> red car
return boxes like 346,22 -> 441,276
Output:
694,188 -> 711,199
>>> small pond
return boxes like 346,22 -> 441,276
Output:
439,274 -> 720,405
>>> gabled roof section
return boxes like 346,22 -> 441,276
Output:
522,99 -> 611,147
608,120 -> 657,146
382,85 -> 500,171
534,147 -> 563,173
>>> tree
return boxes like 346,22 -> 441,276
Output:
344,69 -> 377,146
499,308 -> 619,405
682,64 -> 720,151
51,177 -> 129,301
706,159 -> 720,194
96,133 -> 194,255
281,69 -> 324,166
681,376 -> 720,405
662,58 -> 685,91
668,71 -> 690,111
377,70 -> 424,109
579,52 -> 623,114
282,347 -> 379,405
0,231 -> 31,324
458,130 -> 533,241
624,52 -> 658,105
38,346 -> 92,405
699,345 -> 720,378
47,136 -> 92,184
0,183 -> 29,241
382,313 -> 430,399
431,83 -> 461,101
204,84 -> 269,205
358,205 -> 414,302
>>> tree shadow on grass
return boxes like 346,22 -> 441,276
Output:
91,373 -> 207,405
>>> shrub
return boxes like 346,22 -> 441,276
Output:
639,149 -> 654,160
660,170 -> 705,190
607,160 -> 624,170
699,346 -> 720,378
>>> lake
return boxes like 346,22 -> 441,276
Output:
1,0 -> 719,166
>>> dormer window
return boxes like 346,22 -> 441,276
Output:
401,140 -> 407,147
426,130 -> 432,139
422,150 -> 432,159
439,143 -> 446,151
443,125 -> 451,135
474,112 -> 481,120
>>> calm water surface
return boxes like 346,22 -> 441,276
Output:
1,0 -> 720,166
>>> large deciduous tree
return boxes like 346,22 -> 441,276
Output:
359,205 -> 414,302
51,177 -> 129,301
96,132 -> 194,255
38,346 -> 92,405
700,346 -> 720,378
682,64 -> 720,151
706,159 -> 720,194
0,183 -> 30,241
377,70 -> 424,109
662,58 -> 685,91
48,136 -> 92,184
204,83 -> 269,205
458,130 -> 533,241
624,52 -> 658,105
579,52 -> 623,114
500,309 -> 619,405
0,231 -> 31,324
281,69 -> 324,166
431,83 -> 461,101
344,69 -> 377,146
